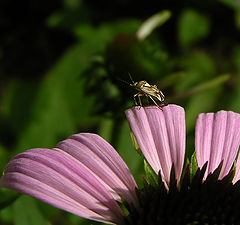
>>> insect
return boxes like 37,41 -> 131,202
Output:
130,79 -> 166,108
118,74 -> 166,108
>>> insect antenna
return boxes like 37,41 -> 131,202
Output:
128,72 -> 135,84
115,76 -> 131,86
116,73 -> 136,86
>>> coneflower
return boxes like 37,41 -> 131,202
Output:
1,104 -> 240,224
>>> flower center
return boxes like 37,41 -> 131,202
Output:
123,165 -> 240,225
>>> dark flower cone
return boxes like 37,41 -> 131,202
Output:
124,163 -> 240,225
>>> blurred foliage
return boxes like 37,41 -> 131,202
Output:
1,0 -> 240,224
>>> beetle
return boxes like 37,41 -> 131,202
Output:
130,80 -> 166,108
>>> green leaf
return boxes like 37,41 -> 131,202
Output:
0,188 -> 20,210
137,10 -> 172,40
185,88 -> 222,132
0,145 -> 8,174
13,20 -> 141,155
115,121 -> 144,186
13,196 -> 48,225
98,118 -> 114,142
218,0 -> 240,10
12,41 -> 100,155
229,46 -> 240,111
0,205 -> 14,224
144,160 -> 158,187
175,73 -> 230,100
178,9 -> 210,47
160,71 -> 186,89
129,131 -> 142,155
74,20 -> 140,41
185,74 -> 230,95
175,51 -> 216,94
190,152 -> 198,181
170,74 -> 230,114
180,51 -> 216,78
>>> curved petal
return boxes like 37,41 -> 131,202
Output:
0,133 -> 138,224
195,111 -> 240,179
56,133 -> 138,205
125,105 -> 186,186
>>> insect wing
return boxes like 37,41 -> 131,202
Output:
140,85 -> 159,95
140,85 -> 165,102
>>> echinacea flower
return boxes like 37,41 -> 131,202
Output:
1,104 -> 240,224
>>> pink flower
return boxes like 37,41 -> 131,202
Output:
1,104 -> 240,224
126,105 -> 186,187
195,111 -> 240,180
0,133 -> 138,224
126,105 -> 240,184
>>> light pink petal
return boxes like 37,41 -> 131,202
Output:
0,133 -> 138,224
125,105 -> 186,186
56,133 -> 138,205
195,111 -> 240,179
195,113 -> 214,170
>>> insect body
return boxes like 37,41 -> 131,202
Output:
130,80 -> 166,108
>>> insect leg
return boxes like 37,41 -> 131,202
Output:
149,95 -> 163,110
162,100 -> 168,106
156,96 -> 167,106
137,94 -> 143,109
133,94 -> 139,106
133,93 -> 143,109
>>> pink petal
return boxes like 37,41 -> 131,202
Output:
0,133 -> 138,224
57,133 -> 138,205
195,111 -> 240,179
125,105 -> 186,186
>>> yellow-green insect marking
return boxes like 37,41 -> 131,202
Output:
130,80 -> 166,108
